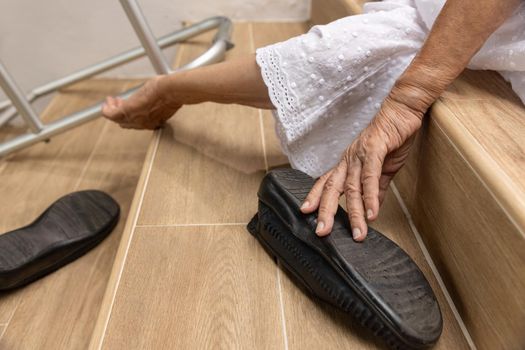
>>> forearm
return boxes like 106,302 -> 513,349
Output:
158,54 -> 273,109
390,0 -> 521,114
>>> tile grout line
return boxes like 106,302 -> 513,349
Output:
73,81 -> 137,191
250,22 -> 288,349
96,42 -> 185,349
390,182 -> 478,350
276,262 -> 290,350
136,222 -> 248,228
0,83 -> 129,344
249,22 -> 269,173
258,109 -> 269,173
74,121 -> 110,190
96,128 -> 163,350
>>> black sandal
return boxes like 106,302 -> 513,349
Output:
247,168 -> 442,349
0,190 -> 119,291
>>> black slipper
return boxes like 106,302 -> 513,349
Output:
0,190 -> 120,291
247,169 -> 442,349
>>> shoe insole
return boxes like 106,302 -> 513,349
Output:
0,190 -> 119,291
247,168 -> 442,349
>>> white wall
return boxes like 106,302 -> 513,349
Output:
0,0 -> 310,101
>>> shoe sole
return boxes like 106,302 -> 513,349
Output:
0,190 -> 120,291
247,168 -> 442,349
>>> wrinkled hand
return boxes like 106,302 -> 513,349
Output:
300,97 -> 424,241
102,76 -> 181,130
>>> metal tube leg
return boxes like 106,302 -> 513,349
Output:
0,106 -> 18,129
0,16 -> 233,158
0,17 -> 233,110
119,0 -> 172,75
0,61 -> 43,133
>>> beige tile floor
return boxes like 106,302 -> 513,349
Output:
92,23 -> 470,349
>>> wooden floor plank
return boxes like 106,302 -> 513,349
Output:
0,296 -> 18,325
101,226 -> 284,350
310,0 -> 363,26
88,129 -> 162,350
137,23 -> 267,225
0,79 -> 151,349
94,21 -> 470,350
252,22 -> 309,49
261,112 -> 290,169
252,22 -> 469,348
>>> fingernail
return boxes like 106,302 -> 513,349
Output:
367,209 -> 373,219
352,228 -> 361,240
300,201 -> 310,210
316,221 -> 325,234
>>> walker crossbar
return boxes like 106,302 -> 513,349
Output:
0,0 -> 233,157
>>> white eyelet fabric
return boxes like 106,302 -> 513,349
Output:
256,0 -> 525,178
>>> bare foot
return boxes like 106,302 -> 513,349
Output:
102,76 -> 181,130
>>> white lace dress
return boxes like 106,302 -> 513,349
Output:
256,0 -> 525,177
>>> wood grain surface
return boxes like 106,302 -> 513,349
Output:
438,70 -> 525,231
310,0 -> 366,26
261,111 -> 290,169
92,21 -> 470,350
394,70 -> 525,350
136,23 -> 266,225
397,117 -> 525,350
0,79 -> 151,349
101,225 -> 285,350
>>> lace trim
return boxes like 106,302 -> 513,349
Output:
256,46 -> 328,177
256,46 -> 306,143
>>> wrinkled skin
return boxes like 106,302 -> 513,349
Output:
300,96 -> 424,241
102,76 -> 181,130
299,0 -> 521,241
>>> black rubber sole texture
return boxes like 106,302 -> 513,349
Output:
249,203 -> 412,350
0,190 -> 120,291
247,168 -> 442,349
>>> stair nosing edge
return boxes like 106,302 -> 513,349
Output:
88,129 -> 163,350
431,100 -> 525,237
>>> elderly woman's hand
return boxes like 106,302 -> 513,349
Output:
300,91 -> 426,241
297,0 -> 523,241
102,76 -> 181,130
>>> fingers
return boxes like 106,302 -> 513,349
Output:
300,170 -> 333,214
315,162 -> 347,236
344,156 -> 367,241
361,152 -> 384,222
102,96 -> 126,122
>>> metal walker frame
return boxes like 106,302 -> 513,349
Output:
0,0 -> 233,157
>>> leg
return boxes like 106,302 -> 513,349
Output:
102,54 -> 272,129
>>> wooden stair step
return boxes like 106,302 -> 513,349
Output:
0,79 -> 151,349
394,69 -> 525,350
90,22 -> 470,350
310,0 -> 366,25
308,1 -> 525,347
